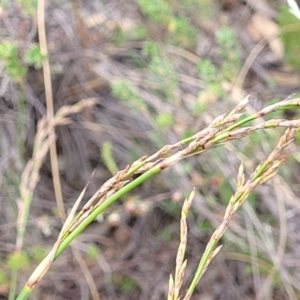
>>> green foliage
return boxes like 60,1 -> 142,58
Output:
149,57 -> 176,82
112,28 -> 126,46
111,80 -> 147,111
197,59 -> 219,82
113,274 -> 140,293
7,252 -> 30,270
143,44 -> 179,101
180,0 -> 214,18
128,26 -> 149,42
133,26 -> 149,40
0,41 -> 26,81
113,26 -> 148,45
197,59 -> 224,99
169,17 -> 197,47
278,6 -> 300,70
193,99 -> 209,115
0,40 -> 18,59
149,56 -> 178,100
0,41 -> 44,82
197,26 -> 241,102
137,0 -> 171,24
137,0 -> 200,48
18,0 -> 37,16
155,113 -> 174,129
208,82 -> 225,96
24,45 -> 46,69
216,27 -> 238,54
143,41 -> 161,59
216,26 -> 241,80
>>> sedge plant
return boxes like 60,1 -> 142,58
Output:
16,95 -> 300,299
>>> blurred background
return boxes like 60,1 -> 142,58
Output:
1,0 -> 300,299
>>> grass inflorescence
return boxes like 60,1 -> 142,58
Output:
16,95 -> 300,300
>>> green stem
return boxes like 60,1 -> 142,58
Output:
185,238 -> 218,299
56,165 -> 161,257
9,191 -> 34,300
16,165 -> 162,300
8,263 -> 18,300
223,114 -> 257,133
15,286 -> 31,300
